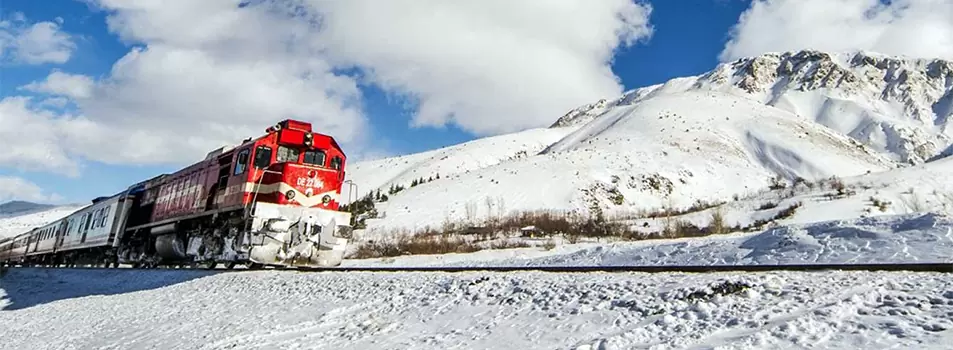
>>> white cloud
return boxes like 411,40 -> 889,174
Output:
306,0 -> 654,135
7,0 -> 653,175
721,0 -> 953,61
0,12 -> 76,64
21,70 -> 94,99
18,0 -> 370,166
0,96 -> 81,177
0,175 -> 62,204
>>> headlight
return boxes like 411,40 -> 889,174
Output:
322,195 -> 331,204
285,190 -> 295,200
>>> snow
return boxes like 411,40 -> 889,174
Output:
2,268 -> 951,349
340,126 -> 576,202
343,50 -> 953,236
0,204 -> 83,239
352,90 -> 897,236
341,211 -> 953,268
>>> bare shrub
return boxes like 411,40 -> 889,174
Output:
900,192 -> 927,213
347,232 -> 482,259
709,207 -> 728,235
488,239 -> 530,250
769,175 -> 786,190
774,201 -> 801,220
349,198 -> 805,259
869,196 -> 891,212
757,201 -> 779,211
743,201 -> 802,231
464,201 -> 477,223
495,210 -> 576,236
642,199 -> 725,219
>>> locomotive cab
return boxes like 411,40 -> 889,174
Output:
233,119 -> 347,211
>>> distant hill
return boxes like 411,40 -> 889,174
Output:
0,201 -> 86,239
0,201 -> 56,218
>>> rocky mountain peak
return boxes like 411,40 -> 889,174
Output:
550,49 -> 953,164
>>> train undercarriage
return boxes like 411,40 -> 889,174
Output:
5,203 -> 352,270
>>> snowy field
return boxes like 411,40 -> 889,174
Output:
342,212 -> 953,268
2,268 -> 951,349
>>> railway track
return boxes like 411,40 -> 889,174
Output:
3,262 -> 952,274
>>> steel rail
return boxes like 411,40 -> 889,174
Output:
3,262 -> 951,274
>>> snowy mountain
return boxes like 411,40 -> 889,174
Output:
343,127 -> 577,201
558,50 -> 953,164
0,201 -> 54,218
0,202 -> 84,239
343,50 -> 953,235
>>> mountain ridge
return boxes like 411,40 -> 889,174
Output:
0,200 -> 55,217
551,50 -> 953,164
341,49 -> 953,233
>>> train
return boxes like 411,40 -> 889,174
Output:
0,119 -> 353,269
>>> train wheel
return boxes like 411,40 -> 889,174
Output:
224,261 -> 236,270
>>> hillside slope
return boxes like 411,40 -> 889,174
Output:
342,127 -> 576,200
357,90 -> 895,233
558,50 -> 953,164
344,50 -> 953,234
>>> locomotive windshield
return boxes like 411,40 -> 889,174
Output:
303,150 -> 326,166
276,145 -> 300,163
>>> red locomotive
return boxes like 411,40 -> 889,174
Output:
0,119 -> 353,269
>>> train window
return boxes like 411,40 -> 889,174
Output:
330,156 -> 342,170
253,146 -> 273,169
276,146 -> 299,163
233,149 -> 250,175
303,150 -> 326,166
84,212 -> 93,232
100,207 -> 110,227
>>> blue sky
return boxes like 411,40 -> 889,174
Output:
1,0 -> 948,204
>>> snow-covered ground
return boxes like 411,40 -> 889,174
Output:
341,212 -> 953,268
2,268 -> 951,349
